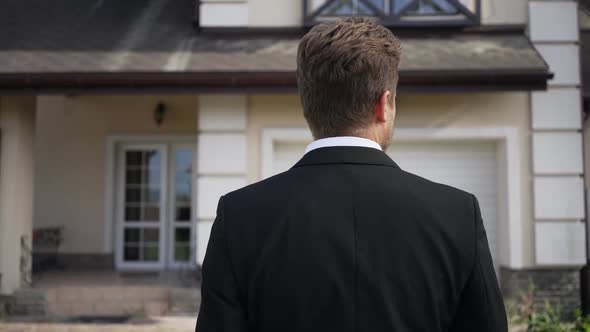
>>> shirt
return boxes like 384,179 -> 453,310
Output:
304,136 -> 382,154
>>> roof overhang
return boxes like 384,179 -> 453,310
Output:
0,0 -> 552,94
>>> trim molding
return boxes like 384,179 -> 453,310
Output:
261,127 -> 523,269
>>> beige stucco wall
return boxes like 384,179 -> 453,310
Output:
33,92 -> 534,267
34,95 -> 198,254
247,0 -> 527,26
247,92 -> 534,267
0,96 -> 36,294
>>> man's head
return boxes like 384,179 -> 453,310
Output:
297,17 -> 402,149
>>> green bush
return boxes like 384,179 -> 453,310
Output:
504,280 -> 590,332
527,302 -> 566,332
573,309 -> 590,332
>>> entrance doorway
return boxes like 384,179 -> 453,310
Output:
115,141 -> 195,270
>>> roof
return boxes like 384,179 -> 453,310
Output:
0,0 -> 551,93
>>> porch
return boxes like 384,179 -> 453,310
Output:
12,270 -> 200,317
0,94 -> 225,318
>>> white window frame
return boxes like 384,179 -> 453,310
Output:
116,143 -> 168,270
105,135 -> 198,271
167,143 -> 198,269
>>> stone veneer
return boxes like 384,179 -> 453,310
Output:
501,267 -> 581,318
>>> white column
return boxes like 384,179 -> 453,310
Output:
0,96 -> 36,294
195,95 -> 248,266
528,1 -> 586,265
200,0 -> 249,27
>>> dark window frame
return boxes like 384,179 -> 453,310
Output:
303,0 -> 481,27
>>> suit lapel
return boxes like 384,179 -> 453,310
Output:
292,146 -> 400,169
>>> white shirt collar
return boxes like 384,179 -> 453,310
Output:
305,136 -> 382,154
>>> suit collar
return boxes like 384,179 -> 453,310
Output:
293,146 -> 400,169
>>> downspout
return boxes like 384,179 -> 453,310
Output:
581,106 -> 590,315
580,23 -> 590,314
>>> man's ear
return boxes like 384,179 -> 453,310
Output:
374,90 -> 391,123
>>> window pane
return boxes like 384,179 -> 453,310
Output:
174,245 -> 190,262
124,246 -> 140,261
125,207 -> 140,222
126,170 -> 142,185
125,188 -> 141,203
142,206 -> 160,222
175,228 -> 191,243
143,246 -> 159,261
324,0 -> 385,15
142,187 -> 160,203
143,168 -> 161,188
126,151 -> 143,167
145,151 -> 161,170
402,0 -> 458,15
175,183 -> 191,204
175,206 -> 191,222
175,173 -> 191,185
175,149 -> 193,206
143,228 -> 159,243
124,229 -> 140,243
367,0 -> 385,9
176,150 -> 193,173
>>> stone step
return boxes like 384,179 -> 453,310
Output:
12,289 -> 47,316
169,288 -> 200,302
169,288 -> 200,314
169,304 -> 199,314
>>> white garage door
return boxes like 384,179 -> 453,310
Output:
271,140 -> 499,266
388,141 -> 499,266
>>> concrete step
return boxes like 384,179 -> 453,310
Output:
169,288 -> 200,314
170,288 -> 200,301
12,289 -> 47,316
168,305 -> 199,314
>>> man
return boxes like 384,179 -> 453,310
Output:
196,17 -> 507,332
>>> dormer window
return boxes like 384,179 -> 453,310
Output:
304,0 -> 481,27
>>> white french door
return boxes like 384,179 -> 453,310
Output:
116,142 -> 195,270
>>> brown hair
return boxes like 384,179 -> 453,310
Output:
296,17 -> 402,138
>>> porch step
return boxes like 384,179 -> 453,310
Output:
42,286 -> 171,317
12,289 -> 47,316
169,288 -> 200,314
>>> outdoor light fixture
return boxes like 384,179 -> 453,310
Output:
154,102 -> 166,126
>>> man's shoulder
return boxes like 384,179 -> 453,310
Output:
223,170 -> 297,203
394,168 -> 476,217
397,168 -> 473,199
224,165 -> 474,206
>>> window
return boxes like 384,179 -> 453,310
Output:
304,0 -> 480,26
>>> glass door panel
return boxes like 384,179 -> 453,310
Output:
118,146 -> 166,269
168,146 -> 194,268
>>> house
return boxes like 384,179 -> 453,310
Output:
0,0 -> 585,317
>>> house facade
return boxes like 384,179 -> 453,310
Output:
0,0 -> 586,316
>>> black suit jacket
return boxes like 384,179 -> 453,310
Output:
196,146 -> 507,332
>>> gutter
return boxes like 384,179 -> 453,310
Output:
0,69 -> 553,95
